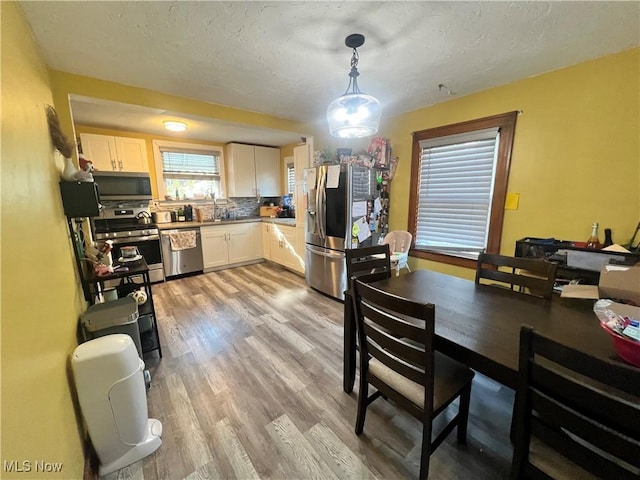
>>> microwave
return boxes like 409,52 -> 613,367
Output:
93,171 -> 153,201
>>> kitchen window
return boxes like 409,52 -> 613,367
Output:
408,111 -> 518,268
152,140 -> 225,199
286,162 -> 295,195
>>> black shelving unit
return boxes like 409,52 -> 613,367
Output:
85,259 -> 162,358
515,237 -> 640,285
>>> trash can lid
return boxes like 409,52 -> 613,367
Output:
82,296 -> 139,331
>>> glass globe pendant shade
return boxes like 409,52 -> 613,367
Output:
327,33 -> 381,139
327,93 -> 381,139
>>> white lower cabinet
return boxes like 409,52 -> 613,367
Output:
263,223 -> 303,273
202,223 -> 261,270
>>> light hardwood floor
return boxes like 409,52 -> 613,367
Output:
104,262 -> 514,480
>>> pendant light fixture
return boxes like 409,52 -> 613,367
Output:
327,33 -> 381,139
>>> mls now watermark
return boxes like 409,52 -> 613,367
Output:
3,460 -> 63,473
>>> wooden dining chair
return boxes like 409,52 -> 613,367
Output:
351,276 -> 475,479
343,245 -> 392,393
475,253 -> 557,299
511,326 -> 640,480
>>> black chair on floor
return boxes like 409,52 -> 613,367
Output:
511,326 -> 640,479
351,276 -> 475,480
343,245 -> 392,393
476,253 -> 557,299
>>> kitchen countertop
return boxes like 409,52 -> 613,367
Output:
157,217 -> 296,230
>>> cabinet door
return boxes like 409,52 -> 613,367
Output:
227,224 -> 253,264
201,226 -> 229,268
295,224 -> 306,273
80,133 -> 117,171
115,137 -> 148,172
279,226 -> 300,271
248,222 -> 263,260
262,223 -> 272,260
226,143 -> 256,197
255,146 -> 281,196
270,228 -> 285,265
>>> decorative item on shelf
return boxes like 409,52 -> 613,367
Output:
367,137 -> 391,168
327,33 -> 381,139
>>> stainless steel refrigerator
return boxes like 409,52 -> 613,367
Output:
305,164 -> 388,300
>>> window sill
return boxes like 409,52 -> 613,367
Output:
409,248 -> 478,269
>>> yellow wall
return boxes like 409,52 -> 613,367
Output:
1,2 -> 85,477
378,48 -> 640,279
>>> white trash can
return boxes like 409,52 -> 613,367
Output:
71,334 -> 162,476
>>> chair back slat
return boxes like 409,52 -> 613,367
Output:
531,416 -> 639,480
530,363 -> 640,437
512,326 -> 640,479
345,245 -> 392,280
531,389 -> 638,468
531,332 -> 638,395
476,253 -> 557,299
366,338 -> 427,385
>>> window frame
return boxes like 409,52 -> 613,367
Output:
152,139 -> 226,199
408,111 -> 518,269
286,161 -> 295,195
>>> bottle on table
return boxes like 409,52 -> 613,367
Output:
586,222 -> 602,249
603,228 -> 613,248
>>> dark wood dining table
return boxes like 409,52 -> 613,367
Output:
343,269 -> 618,393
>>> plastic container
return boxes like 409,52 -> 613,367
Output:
600,323 -> 640,367
82,297 -> 142,358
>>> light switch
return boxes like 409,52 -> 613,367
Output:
505,192 -> 520,210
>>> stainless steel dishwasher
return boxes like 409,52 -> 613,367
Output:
160,229 -> 203,278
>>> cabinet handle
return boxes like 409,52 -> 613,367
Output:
118,159 -> 124,170
111,159 -> 117,170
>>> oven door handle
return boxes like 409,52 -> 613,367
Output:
108,235 -> 160,244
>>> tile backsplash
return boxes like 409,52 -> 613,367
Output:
154,196 -> 282,219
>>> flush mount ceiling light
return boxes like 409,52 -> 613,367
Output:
327,33 -> 381,139
163,121 -> 188,132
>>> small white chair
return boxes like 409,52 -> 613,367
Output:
382,231 -> 412,276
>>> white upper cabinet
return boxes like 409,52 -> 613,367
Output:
80,133 -> 148,172
225,143 -> 281,197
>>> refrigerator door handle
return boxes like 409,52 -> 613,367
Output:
306,244 -> 345,259
318,168 -> 327,241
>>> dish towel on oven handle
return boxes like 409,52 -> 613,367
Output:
168,231 -> 196,251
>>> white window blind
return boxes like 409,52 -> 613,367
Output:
160,148 -> 222,198
416,127 -> 499,254
161,149 -> 220,175
287,163 -> 295,195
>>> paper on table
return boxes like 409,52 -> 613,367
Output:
305,168 -> 316,191
602,244 -> 631,253
374,197 -> 382,215
352,200 -> 367,218
560,284 -> 600,299
354,217 -> 371,243
326,165 -> 340,188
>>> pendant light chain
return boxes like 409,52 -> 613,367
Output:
346,47 -> 361,95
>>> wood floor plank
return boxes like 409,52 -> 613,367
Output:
265,414 -> 340,480
305,421 -> 380,480
213,417 -> 261,480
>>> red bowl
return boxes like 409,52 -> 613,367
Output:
600,323 -> 640,367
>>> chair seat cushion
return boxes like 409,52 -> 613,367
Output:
369,352 -> 474,412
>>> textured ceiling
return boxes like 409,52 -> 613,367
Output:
20,1 -> 640,145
